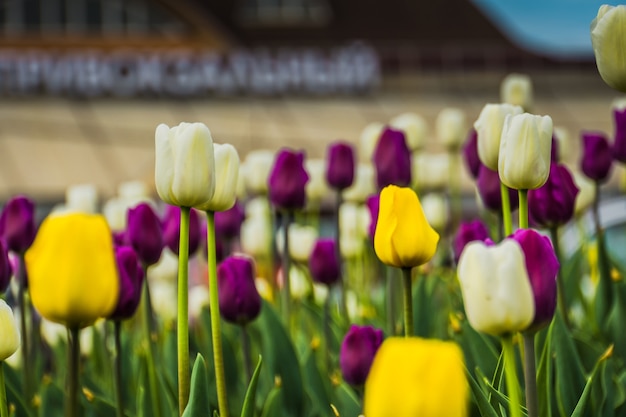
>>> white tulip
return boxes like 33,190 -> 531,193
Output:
389,113 -> 428,151
243,150 -> 275,195
198,143 -> 240,212
421,193 -> 449,232
241,216 -> 272,257
359,122 -> 385,161
553,126 -> 571,162
40,317 -> 66,347
436,108 -> 466,149
572,170 -> 595,217
118,180 -> 149,202
147,248 -> 179,283
102,197 -> 128,232
500,73 -> 533,111
0,300 -> 20,361
188,284 -> 210,321
155,122 -> 216,208
474,103 -> 523,171
339,202 -> 368,258
66,184 -> 98,214
276,224 -> 318,263
591,5 -> 626,92
343,164 -> 376,203
150,281 -> 178,323
411,153 -> 450,191
305,159 -> 330,204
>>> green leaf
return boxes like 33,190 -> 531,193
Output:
3,364 -> 34,417
183,354 -> 210,417
537,322 -> 554,417
37,379 -> 63,417
259,387 -> 282,417
466,368 -> 500,417
301,349 -> 331,416
454,319 -> 499,381
571,346 -> 612,417
475,367 -> 527,417
240,356 -> 263,417
332,383 -> 361,417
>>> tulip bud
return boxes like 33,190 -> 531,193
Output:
389,113 -> 428,151
462,129 -> 481,180
373,127 -> 412,189
103,197 -> 129,232
581,131 -> 613,182
500,73 -> 533,111
343,164 -> 376,203
528,163 -> 579,229
109,246 -> 144,320
436,108 -> 466,150
412,153 -> 450,191
25,213 -> 119,328
364,337 -> 468,417
276,224 -> 318,263
420,193 -> 448,233
198,143 -> 240,212
452,220 -> 490,264
0,300 -> 20,361
359,122 -> 385,162
155,122 -> 216,208
268,148 -> 309,211
509,229 -> 559,331
457,239 -> 535,335
591,5 -> 626,93
374,186 -> 439,268
217,255 -> 262,325
241,216 -> 272,258
339,325 -> 383,386
0,195 -> 37,254
474,103 -> 523,171
572,171 -> 595,217
150,281 -> 177,322
499,113 -> 553,190
162,205 -> 202,256
365,195 -> 380,241
66,184 -> 98,214
339,203 -> 369,258
243,150 -> 275,195
309,239 -> 340,286
127,203 -> 164,266
553,126 -> 572,162
0,241 -> 11,293
188,285 -> 209,324
214,201 -> 245,240
612,98 -> 626,162
118,180 -> 150,203
476,165 -> 519,213
326,142 -> 356,190
304,159 -> 330,204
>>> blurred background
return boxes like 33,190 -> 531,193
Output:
0,0 -> 620,204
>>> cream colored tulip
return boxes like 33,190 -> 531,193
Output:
474,103 -> 523,170
241,216 -> 272,257
243,150 -> 275,194
572,170 -> 595,217
500,73 -> 533,111
498,113 -> 553,190
421,193 -> 449,233
359,122 -> 385,161
339,202 -> 368,258
412,153 -> 450,191
436,108 -> 466,149
389,113 -> 428,151
155,122 -> 216,208
591,5 -> 626,92
0,300 -> 19,361
276,224 -> 318,263
198,143 -> 240,212
553,126 -> 571,162
102,197 -> 127,232
305,159 -> 330,204
118,180 -> 149,202
457,239 -> 535,336
66,184 -> 98,214
343,163 -> 376,203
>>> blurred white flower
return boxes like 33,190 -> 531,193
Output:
500,73 -> 533,111
189,284 -> 210,322
241,216 -> 272,257
305,159 -> 330,204
103,197 -> 128,232
150,281 -> 178,323
118,180 -> 150,204
412,153 -> 450,191
572,170 -> 595,217
276,224 -> 318,263
66,184 -> 99,214
359,122 -> 384,162
255,277 -> 273,301
421,193 -> 449,232
553,126 -> 571,162
343,164 -> 376,203
289,266 -> 311,300
389,113 -> 428,151
436,108 -> 466,149
148,248 -> 179,283
243,150 -> 275,195
339,202 -> 368,258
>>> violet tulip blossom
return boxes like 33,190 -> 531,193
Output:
127,203 -> 164,266
309,239 -> 341,286
326,142 -> 356,190
366,195 -> 380,241
476,165 -> 519,213
163,205 -> 202,256
612,103 -> 626,162
217,255 -> 262,325
528,163 -> 579,229
462,129 -> 481,180
372,127 -> 411,190
581,131 -> 613,183
0,195 -> 37,254
0,241 -> 12,293
214,201 -> 245,240
268,149 -> 310,210
340,325 -> 384,386
110,246 -> 144,320
452,220 -> 490,264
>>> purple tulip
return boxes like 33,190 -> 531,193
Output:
217,255 -> 262,325
476,165 -> 519,213
268,148 -> 309,210
110,246 -> 144,320
510,229 -> 559,331
112,231 -> 128,248
127,203 -> 164,266
581,131 -> 613,183
0,195 -> 37,254
366,194 -> 380,241
163,205 -> 202,256
0,240 -> 12,293
339,325 -> 384,386
528,163 -> 579,229
326,142 -> 356,190
452,220 -> 490,264
372,127 -> 411,189
612,105 -> 626,163
309,239 -> 340,286
462,129 -> 481,180
215,201 -> 245,240
551,134 -> 560,162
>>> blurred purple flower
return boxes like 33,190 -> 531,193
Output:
613,106 -> 626,162
452,220 -> 490,264
366,194 -> 380,241
340,325 -> 384,386
326,142 -> 356,190
110,246 -> 144,320
528,163 -> 579,229
163,205 -> 202,256
581,131 -> 613,182
309,239 -> 340,286
127,203 -> 164,266
462,129 -> 481,180
268,148 -> 309,211
0,240 -> 12,293
476,165 -> 519,213
218,255 -> 262,325
373,127 -> 411,189
215,201 -> 245,240
0,195 -> 37,254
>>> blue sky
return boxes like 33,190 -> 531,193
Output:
470,0 -> 607,58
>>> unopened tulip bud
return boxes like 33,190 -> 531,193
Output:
572,171 -> 595,216
412,153 -> 450,191
243,150 -> 275,195
452,220 -> 490,264
591,5 -> 626,92
218,255 -> 262,325
127,203 -> 164,266
198,143 -> 240,212
359,122 -> 385,162
581,131 -> 613,182
103,198 -> 128,232
305,159 -> 330,204
462,129 -> 481,180
162,205 -> 202,256
66,184 -> 98,214
612,98 -> 626,162
373,127 -> 412,189
389,113 -> 428,151
474,103 -> 523,171
340,325 -> 383,386
476,165 -> 519,213
309,239 -> 340,286
326,142 -> 356,190
0,195 -> 37,254
109,246 -> 144,320
343,164 -> 376,203
214,201 -> 245,240
276,224 -> 318,263
528,163 -> 579,228
241,216 -> 272,257
436,108 -> 466,150
500,73 -> 533,111
421,193 -> 448,233
268,148 -> 309,210
0,300 -> 19,361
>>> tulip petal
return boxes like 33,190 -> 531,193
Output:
591,5 -> 626,93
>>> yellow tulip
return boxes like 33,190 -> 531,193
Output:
374,185 -> 439,268
25,213 -> 119,329
364,337 -> 468,417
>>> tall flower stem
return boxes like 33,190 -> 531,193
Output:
518,189 -> 528,229
140,267 -> 162,417
402,267 -> 413,337
281,212 -> 292,325
0,362 -> 9,417
177,206 -> 191,415
549,228 -> 569,328
385,267 -> 397,336
241,325 -> 252,383
206,211 -> 229,417
66,326 -> 80,417
522,333 -> 538,417
113,321 -> 125,417
500,182 -> 513,236
335,192 -> 349,324
591,181 -> 612,325
502,336 -> 522,417
17,255 -> 32,404
323,291 -> 332,373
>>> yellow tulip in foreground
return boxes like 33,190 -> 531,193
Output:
374,185 -> 439,268
25,213 -> 119,328
364,337 -> 468,417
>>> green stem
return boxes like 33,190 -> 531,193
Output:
522,333 -> 538,417
281,212 -> 292,325
113,321 -> 125,417
206,211 -> 230,417
66,326 -> 80,417
177,206 -> 191,416
335,192 -> 350,324
518,189 -> 528,230
549,228 -> 569,328
500,182 -> 513,237
402,267 -> 413,337
385,267 -> 397,336
323,291 -> 332,373
502,336 -> 522,417
140,267 -> 162,417
0,362 -> 9,417
17,255 -> 31,404
241,325 -> 252,383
